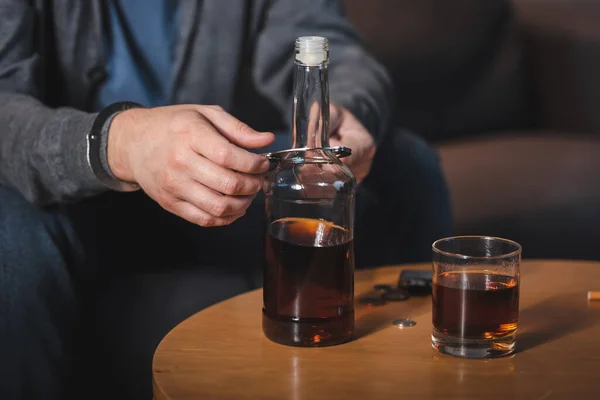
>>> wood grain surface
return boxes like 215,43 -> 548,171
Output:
153,260 -> 600,399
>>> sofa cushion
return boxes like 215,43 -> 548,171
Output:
438,132 -> 600,260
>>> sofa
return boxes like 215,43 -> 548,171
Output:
343,0 -> 600,261
89,1 -> 600,398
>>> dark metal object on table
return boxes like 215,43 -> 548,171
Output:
398,279 -> 432,297
358,291 -> 387,306
382,288 -> 410,301
373,284 -> 394,292
361,285 -> 411,304
397,270 -> 433,297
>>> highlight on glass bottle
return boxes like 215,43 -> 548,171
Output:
262,36 -> 357,347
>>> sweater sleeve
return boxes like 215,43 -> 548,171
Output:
0,1 -> 107,205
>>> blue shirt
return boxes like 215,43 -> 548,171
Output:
96,0 -> 180,109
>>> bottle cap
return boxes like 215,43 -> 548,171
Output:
295,36 -> 329,66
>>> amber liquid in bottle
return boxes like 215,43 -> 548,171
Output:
263,218 -> 354,346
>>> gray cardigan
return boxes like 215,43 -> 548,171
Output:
0,0 -> 393,205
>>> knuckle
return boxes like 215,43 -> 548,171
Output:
220,176 -> 241,195
214,147 -> 232,166
167,150 -> 187,170
172,111 -> 199,133
158,193 -> 175,211
247,176 -> 262,193
235,120 -> 252,134
209,199 -> 229,217
238,155 -> 262,174
158,171 -> 177,191
213,217 -> 231,227
216,214 -> 238,227
228,213 -> 244,225
252,156 -> 268,172
194,213 -> 215,227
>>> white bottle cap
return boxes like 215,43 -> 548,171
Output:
295,36 -> 329,66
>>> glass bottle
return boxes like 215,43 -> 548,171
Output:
262,36 -> 357,347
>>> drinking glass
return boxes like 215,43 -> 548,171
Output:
432,236 -> 522,358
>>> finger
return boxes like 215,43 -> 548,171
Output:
329,104 -> 343,134
191,155 -> 263,196
198,105 -> 276,149
189,118 -> 271,174
174,180 -> 256,218
166,198 -> 245,227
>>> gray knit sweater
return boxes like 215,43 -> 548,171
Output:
0,0 -> 393,205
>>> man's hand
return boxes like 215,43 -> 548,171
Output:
107,105 -> 274,227
328,104 -> 376,184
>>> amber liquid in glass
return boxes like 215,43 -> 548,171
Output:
263,217 -> 354,346
433,272 -> 519,339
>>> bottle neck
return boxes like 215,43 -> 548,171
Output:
291,62 -> 329,149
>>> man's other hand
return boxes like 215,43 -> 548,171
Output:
328,104 -> 376,184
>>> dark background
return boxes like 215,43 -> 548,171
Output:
343,0 -> 600,261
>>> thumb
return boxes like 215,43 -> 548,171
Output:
198,106 -> 275,149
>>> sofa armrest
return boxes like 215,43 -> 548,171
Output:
438,132 -> 600,259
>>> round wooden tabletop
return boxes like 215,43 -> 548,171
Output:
153,260 -> 600,399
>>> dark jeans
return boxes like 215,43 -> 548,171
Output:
0,130 -> 451,400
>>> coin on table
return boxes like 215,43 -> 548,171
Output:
393,319 -> 416,328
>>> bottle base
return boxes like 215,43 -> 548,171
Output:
262,309 -> 354,347
432,329 -> 516,358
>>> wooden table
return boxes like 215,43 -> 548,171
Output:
153,260 -> 600,399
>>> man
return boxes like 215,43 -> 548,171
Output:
0,1 -> 452,399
